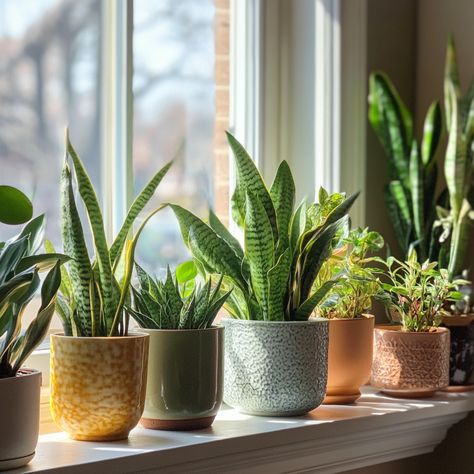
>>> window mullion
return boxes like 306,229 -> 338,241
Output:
102,0 -> 134,241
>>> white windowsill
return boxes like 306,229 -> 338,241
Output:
19,387 -> 474,474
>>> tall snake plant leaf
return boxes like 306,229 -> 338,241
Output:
289,201 -> 306,252
244,191 -> 275,319
61,164 -> 93,335
45,239 -> 73,300
444,35 -> 461,132
109,161 -> 173,268
409,141 -> 425,257
208,209 -> 244,261
10,262 -> 61,373
66,135 -> 119,330
421,102 -> 442,167
270,161 -> 295,253
170,204 -> 247,290
226,131 -> 278,239
292,280 -> 336,321
369,72 -> 412,186
267,248 -> 290,321
384,184 -> 410,255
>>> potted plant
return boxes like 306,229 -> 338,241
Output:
129,262 -> 230,430
370,251 -> 465,398
0,186 -> 64,470
49,133 -> 171,441
171,132 -> 357,416
318,227 -> 384,404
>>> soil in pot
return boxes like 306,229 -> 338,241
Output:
370,326 -> 450,398
323,314 -> 374,404
0,369 -> 41,471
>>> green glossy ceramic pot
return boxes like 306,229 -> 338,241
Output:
140,326 -> 224,430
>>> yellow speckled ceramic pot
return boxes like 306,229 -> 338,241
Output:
50,333 -> 149,441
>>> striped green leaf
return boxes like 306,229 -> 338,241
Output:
226,131 -> 278,239
208,209 -> 244,261
409,141 -> 425,257
444,35 -> 461,132
421,102 -> 442,166
267,248 -> 290,321
244,191 -> 275,318
292,280 -> 336,321
110,161 -> 172,267
289,200 -> 306,252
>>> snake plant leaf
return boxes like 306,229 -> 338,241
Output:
244,191 -> 275,318
267,248 -> 290,321
270,160 -> 295,252
409,141 -> 425,256
292,280 -> 336,321
0,186 -> 33,225
226,131 -> 278,239
110,161 -> 173,267
171,204 -> 247,289
445,81 -> 467,219
208,209 -> 244,261
56,294 -> 74,336
384,184 -> 409,254
289,200 -> 306,252
11,262 -> 61,373
448,199 -> 472,279
61,163 -> 93,335
45,239 -> 73,300
444,34 -> 461,132
369,72 -> 412,185
421,102 -> 442,166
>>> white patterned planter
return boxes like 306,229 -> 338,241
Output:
222,318 -> 329,416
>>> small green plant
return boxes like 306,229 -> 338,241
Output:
368,72 -> 443,262
54,132 -> 171,337
129,262 -> 231,330
171,132 -> 357,321
0,185 -> 32,225
0,215 -> 65,378
318,228 -> 384,319
380,250 -> 466,332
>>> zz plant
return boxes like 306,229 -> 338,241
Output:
318,227 -> 384,320
54,133 -> 171,337
130,262 -> 231,330
171,132 -> 357,321
0,214 -> 64,378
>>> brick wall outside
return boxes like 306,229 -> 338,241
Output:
214,0 -> 230,224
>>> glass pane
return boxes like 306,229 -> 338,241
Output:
0,0 -> 102,245
133,0 -> 216,275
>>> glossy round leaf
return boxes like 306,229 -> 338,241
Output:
0,186 -> 33,225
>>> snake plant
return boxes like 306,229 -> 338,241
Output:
368,72 -> 443,262
171,132 -> 357,321
55,132 -> 171,337
0,214 -> 64,378
129,262 -> 231,330
438,35 -> 474,279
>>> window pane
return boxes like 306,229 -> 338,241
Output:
0,0 -> 102,244
133,0 -> 216,275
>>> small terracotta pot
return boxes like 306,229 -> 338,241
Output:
0,369 -> 41,471
50,333 -> 149,441
140,326 -> 224,430
323,314 -> 374,404
370,326 -> 450,398
441,315 -> 474,391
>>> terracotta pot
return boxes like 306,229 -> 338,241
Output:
50,333 -> 149,441
441,315 -> 474,391
370,326 -> 450,398
0,369 -> 41,471
140,326 -> 224,430
223,318 -> 328,416
323,314 -> 374,404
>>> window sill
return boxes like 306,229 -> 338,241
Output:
25,387 -> 474,473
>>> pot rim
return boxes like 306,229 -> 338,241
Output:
0,367 -> 41,385
442,313 -> 474,326
138,325 -> 224,334
374,326 -> 449,335
51,331 -> 149,341
221,316 -> 327,325
324,313 -> 374,322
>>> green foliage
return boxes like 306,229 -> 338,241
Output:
0,216 -> 65,378
0,186 -> 33,225
171,132 -> 357,321
437,35 -> 474,279
369,71 -> 442,261
318,227 -> 385,319
379,250 -> 466,332
129,262 -> 231,330
57,132 -> 171,337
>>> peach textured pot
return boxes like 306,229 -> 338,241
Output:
370,326 -> 450,398
323,314 -> 374,404
0,369 -> 41,471
50,333 -> 149,441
